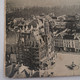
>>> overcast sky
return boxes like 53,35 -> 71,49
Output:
7,0 -> 80,8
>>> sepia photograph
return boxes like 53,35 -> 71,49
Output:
5,0 -> 80,78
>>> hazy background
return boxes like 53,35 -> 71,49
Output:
7,0 -> 80,8
6,0 -> 80,20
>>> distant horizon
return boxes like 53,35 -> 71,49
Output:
7,0 -> 80,8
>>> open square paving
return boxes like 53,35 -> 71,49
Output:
52,53 -> 80,77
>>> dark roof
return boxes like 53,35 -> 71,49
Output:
76,29 -> 80,33
74,37 -> 78,40
64,15 -> 76,22
55,34 -> 62,39
39,19 -> 43,23
52,17 -> 57,19
28,20 -> 38,28
32,72 -> 39,77
63,35 -> 74,39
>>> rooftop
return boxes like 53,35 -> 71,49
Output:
63,35 -> 74,39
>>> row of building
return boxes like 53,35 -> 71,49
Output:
54,32 -> 80,52
6,12 -> 57,77
6,12 -> 80,77
17,18 -> 55,77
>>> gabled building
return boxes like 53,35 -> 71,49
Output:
16,15 -> 56,77
74,37 -> 80,52
39,20 -> 55,77
63,35 -> 75,52
64,15 -> 76,22
74,30 -> 80,42
17,30 -> 45,70
54,34 -> 63,51
74,31 -> 80,52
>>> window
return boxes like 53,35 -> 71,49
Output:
40,39 -> 42,44
21,38 -> 24,43
48,37 -> 49,40
30,41 -> 31,45
72,41 -> 74,48
66,43 -> 68,47
36,42 -> 38,47
32,41 -> 34,47
68,44 -> 70,48
28,25 -> 31,30
42,36 -> 44,41
51,72 -> 54,75
69,42 -> 70,47
28,35 -> 30,39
